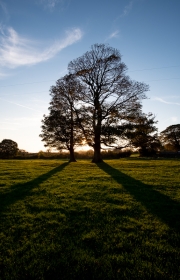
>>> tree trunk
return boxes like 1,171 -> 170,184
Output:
69,104 -> 76,162
92,144 -> 103,163
139,147 -> 148,157
92,98 -> 103,163
69,146 -> 76,162
92,122 -> 103,163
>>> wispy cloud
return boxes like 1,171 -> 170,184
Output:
109,30 -> 119,39
45,0 -> 59,8
0,26 -> 83,73
154,97 -> 180,106
0,115 -> 42,130
114,1 -> 134,23
0,1 -> 9,17
38,0 -> 68,11
0,98 -> 43,113
39,0 -> 59,10
122,1 -> 133,17
105,30 -> 119,42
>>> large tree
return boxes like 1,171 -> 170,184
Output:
0,139 -> 18,159
68,44 -> 149,162
40,74 -> 84,162
160,124 -> 180,152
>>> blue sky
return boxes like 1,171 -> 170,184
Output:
0,0 -> 180,152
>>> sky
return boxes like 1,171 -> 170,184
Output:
0,0 -> 180,152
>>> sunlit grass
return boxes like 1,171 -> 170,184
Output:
0,158 -> 180,279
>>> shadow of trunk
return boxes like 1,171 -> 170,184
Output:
97,161 -> 180,233
0,162 -> 69,213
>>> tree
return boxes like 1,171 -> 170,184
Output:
68,44 -> 149,162
160,124 -> 180,152
0,139 -> 18,159
125,112 -> 161,156
40,74 -> 84,162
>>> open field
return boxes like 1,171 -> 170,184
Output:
0,158 -> 180,280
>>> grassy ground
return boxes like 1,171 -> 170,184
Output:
0,158 -> 180,280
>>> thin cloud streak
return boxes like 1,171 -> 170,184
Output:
39,0 -> 60,9
0,1 -> 9,17
114,1 -> 134,23
37,0 -> 70,12
104,30 -> 119,42
122,1 -> 133,17
0,98 -> 43,112
0,116 -> 42,131
0,26 -> 83,70
46,0 -> 59,8
154,97 -> 180,106
109,30 -> 119,39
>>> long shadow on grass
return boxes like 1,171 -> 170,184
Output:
0,162 -> 69,213
97,161 -> 180,233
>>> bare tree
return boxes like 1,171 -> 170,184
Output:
68,44 -> 149,162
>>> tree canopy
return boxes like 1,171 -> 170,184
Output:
68,44 -> 149,162
160,124 -> 180,152
41,44 -> 150,162
0,139 -> 18,159
125,112 -> 161,156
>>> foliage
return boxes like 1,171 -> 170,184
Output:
16,149 -> 29,158
68,44 -> 149,162
160,124 -> 180,152
38,150 -> 46,159
0,139 -> 18,159
101,149 -> 132,159
125,112 -> 161,156
0,159 -> 180,279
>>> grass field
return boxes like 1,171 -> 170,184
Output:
0,158 -> 180,280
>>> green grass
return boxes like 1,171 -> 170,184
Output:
0,158 -> 180,280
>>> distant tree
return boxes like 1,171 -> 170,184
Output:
125,112 -> 161,156
160,124 -> 180,152
0,139 -> 18,159
40,74 -> 84,162
17,149 -> 29,158
68,44 -> 149,162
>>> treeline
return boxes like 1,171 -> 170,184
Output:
14,149 -> 132,160
0,140 -> 180,160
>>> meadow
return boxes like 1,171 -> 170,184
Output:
0,158 -> 180,280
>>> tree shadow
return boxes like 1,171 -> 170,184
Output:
97,161 -> 180,233
0,162 -> 69,213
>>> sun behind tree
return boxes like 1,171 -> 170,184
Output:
68,44 -> 149,162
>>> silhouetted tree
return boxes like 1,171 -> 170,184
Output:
125,112 -> 161,156
68,44 -> 149,162
0,139 -> 18,159
160,124 -> 180,152
40,74 -> 84,162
